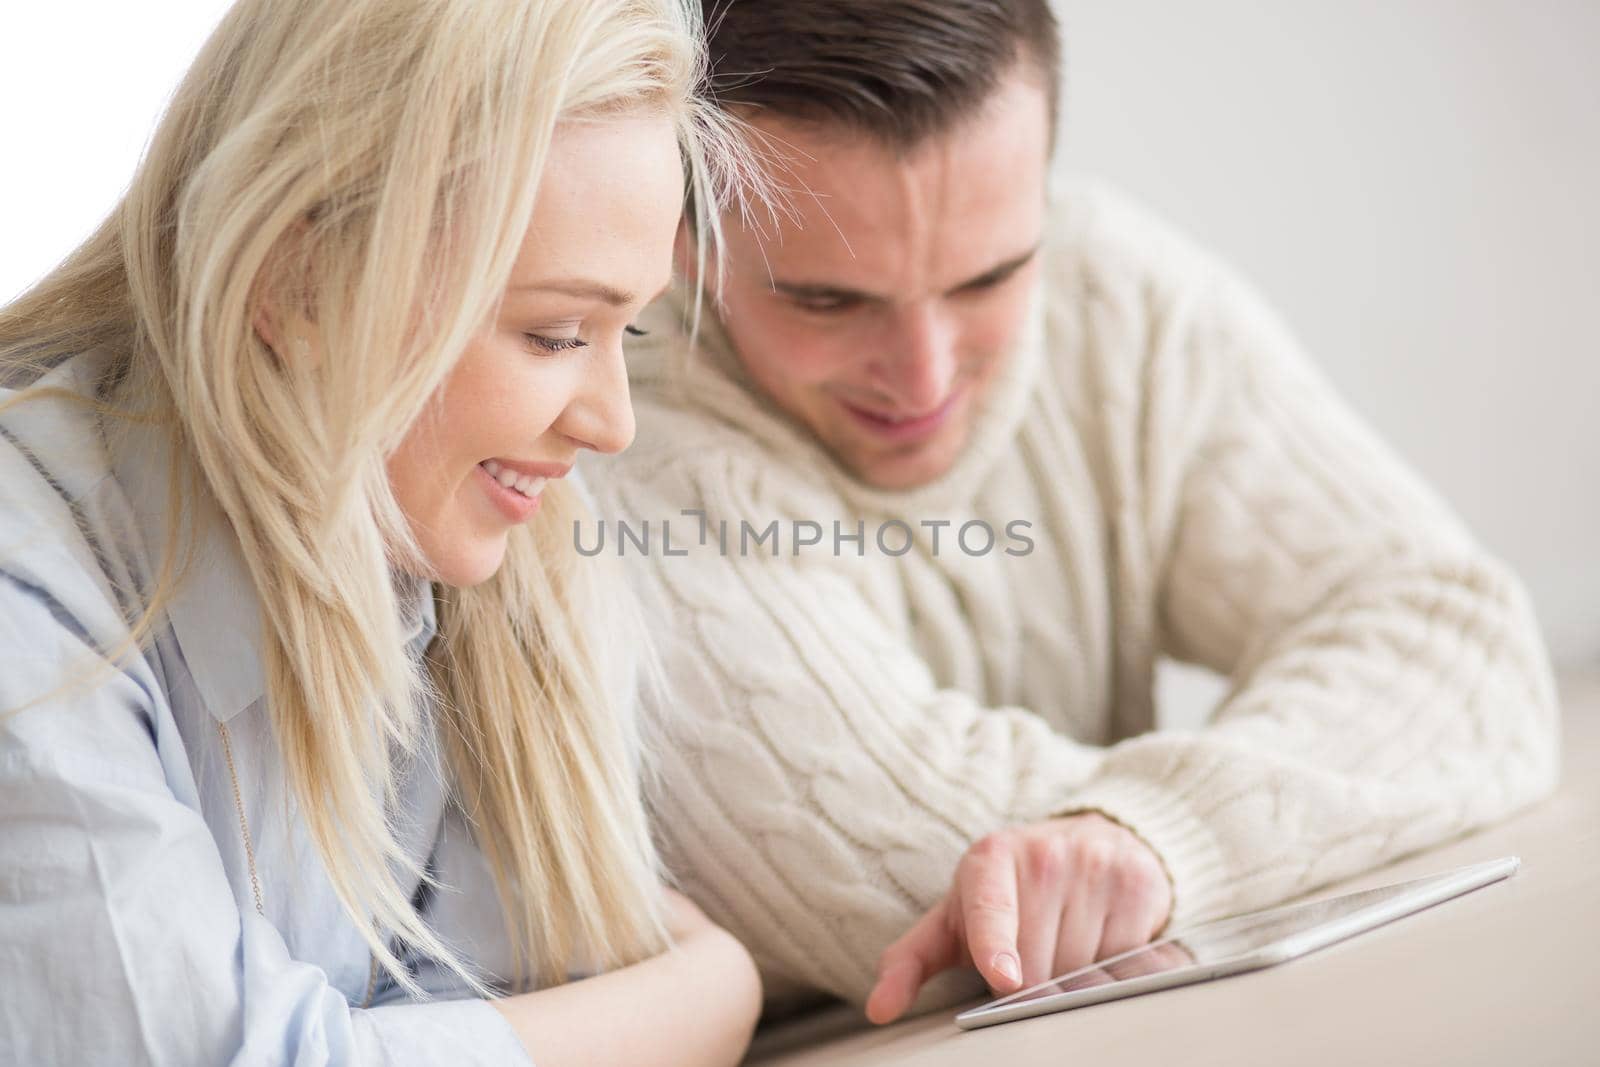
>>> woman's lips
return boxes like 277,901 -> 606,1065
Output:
476,459 -> 547,523
838,389 -> 964,444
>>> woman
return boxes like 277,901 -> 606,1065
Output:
0,1 -> 761,1064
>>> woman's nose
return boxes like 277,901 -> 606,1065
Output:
559,343 -> 636,455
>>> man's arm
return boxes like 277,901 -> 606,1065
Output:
865,193 -> 1560,1014
596,453 -> 1115,1007
1059,237 -> 1560,929
596,195 -> 1557,1010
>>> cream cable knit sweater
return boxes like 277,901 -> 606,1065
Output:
585,180 -> 1560,1006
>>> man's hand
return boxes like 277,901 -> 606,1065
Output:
864,813 -> 1172,1024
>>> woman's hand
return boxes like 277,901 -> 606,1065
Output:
865,813 -> 1172,1024
662,885 -> 717,942
492,885 -> 762,1067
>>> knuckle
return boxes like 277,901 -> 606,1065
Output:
967,889 -> 1015,918
1073,836 -> 1116,880
1117,855 -> 1155,893
1121,856 -> 1171,909
1022,835 -> 1072,883
968,831 -> 1013,862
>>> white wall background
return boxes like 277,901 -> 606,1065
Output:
1053,1 -> 1600,683
1,3 -> 232,300
3,3 -> 1596,676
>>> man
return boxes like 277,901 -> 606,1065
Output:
584,0 -> 1559,1022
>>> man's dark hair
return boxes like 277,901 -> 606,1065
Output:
703,0 -> 1061,152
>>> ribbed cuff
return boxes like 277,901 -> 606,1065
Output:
1053,774 -> 1234,931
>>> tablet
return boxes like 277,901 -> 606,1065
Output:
954,855 -> 1520,1030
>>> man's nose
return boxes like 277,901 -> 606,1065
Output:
559,344 -> 636,455
881,303 -> 959,412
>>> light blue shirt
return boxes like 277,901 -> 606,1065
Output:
0,353 -> 534,1066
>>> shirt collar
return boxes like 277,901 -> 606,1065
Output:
111,419 -> 438,722
398,572 -> 438,660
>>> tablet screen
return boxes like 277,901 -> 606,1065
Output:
986,859 -> 1517,1012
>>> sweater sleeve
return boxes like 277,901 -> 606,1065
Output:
1052,218 -> 1561,929
593,461 -> 1104,1005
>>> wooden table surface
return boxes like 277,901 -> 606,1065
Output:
747,671 -> 1600,1067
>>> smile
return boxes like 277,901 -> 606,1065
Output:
480,458 -> 548,499
838,389 -> 965,443
476,458 -> 568,524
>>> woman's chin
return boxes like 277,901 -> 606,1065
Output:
427,535 -> 510,589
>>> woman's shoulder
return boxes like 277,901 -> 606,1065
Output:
0,351 -> 140,653
0,350 -> 117,486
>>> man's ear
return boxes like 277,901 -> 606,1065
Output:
672,218 -> 702,282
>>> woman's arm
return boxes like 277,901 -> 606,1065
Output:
0,579 -> 544,1066
0,568 -> 756,1066
491,888 -> 761,1067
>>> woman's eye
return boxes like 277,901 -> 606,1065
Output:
625,325 -> 648,338
526,334 -> 590,353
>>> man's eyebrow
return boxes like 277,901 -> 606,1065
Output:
951,245 -> 1040,292
507,278 -> 638,307
770,279 -> 884,305
770,244 -> 1041,304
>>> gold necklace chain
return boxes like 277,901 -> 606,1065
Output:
217,719 -> 381,1009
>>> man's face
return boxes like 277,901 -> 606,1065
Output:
710,68 -> 1051,490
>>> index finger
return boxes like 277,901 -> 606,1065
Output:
956,841 -> 1022,993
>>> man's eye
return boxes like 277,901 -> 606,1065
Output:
793,296 -> 860,314
526,334 -> 590,353
954,269 -> 1021,297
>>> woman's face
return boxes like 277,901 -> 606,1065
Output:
387,113 -> 683,587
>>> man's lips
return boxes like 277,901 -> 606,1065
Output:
838,390 -> 964,442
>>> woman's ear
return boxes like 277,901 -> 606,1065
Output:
252,303 -> 285,353
252,221 -> 320,362
252,301 -> 319,364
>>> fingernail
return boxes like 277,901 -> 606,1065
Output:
993,952 -> 1021,986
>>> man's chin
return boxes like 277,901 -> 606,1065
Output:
835,430 -> 967,491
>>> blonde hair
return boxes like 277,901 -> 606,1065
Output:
0,0 -> 748,993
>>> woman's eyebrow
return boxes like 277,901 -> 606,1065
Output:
508,278 -> 638,307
